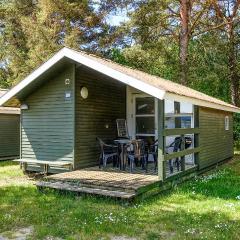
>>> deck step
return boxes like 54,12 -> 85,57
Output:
36,181 -> 136,199
49,180 -> 137,193
76,183 -> 134,193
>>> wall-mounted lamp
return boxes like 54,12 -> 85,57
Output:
80,86 -> 88,99
65,78 -> 71,85
20,103 -> 29,110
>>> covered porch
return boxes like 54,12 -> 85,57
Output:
74,64 -> 199,182
36,67 -> 200,198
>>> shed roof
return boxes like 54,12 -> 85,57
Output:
0,89 -> 20,114
0,47 -> 239,113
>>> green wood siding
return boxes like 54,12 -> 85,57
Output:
21,65 -> 75,171
0,114 -> 20,158
199,107 -> 233,169
75,66 -> 126,169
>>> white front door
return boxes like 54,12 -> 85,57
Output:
132,94 -> 158,143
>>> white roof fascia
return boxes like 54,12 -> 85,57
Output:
63,48 -> 166,100
0,47 -> 239,113
0,47 -> 165,106
164,92 -> 240,113
0,48 -> 67,106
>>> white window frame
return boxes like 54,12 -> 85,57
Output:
132,94 -> 158,140
225,116 -> 229,130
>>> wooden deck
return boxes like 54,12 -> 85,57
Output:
37,167 -> 160,199
36,162 -> 196,199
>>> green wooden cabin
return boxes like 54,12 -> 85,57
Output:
0,47 -> 239,180
0,89 -> 20,160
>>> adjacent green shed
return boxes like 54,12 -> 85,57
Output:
0,47 -> 239,180
0,89 -> 20,160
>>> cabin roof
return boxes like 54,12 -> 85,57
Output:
0,89 -> 8,97
0,47 -> 239,113
0,89 -> 20,114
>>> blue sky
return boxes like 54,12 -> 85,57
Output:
106,13 -> 129,26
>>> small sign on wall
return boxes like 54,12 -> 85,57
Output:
65,91 -> 72,101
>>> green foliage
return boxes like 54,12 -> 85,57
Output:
234,113 -> 240,149
111,42 -> 179,81
109,0 -> 239,104
0,0 -> 109,87
111,32 -> 232,103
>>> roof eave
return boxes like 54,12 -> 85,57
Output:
165,92 -> 240,113
0,47 -> 239,114
0,47 -> 166,107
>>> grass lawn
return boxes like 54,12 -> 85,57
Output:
1,157 -> 240,240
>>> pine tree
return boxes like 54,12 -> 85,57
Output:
0,0 -> 109,86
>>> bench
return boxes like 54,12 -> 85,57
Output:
14,159 -> 73,174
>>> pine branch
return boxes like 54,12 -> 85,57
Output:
192,21 -> 229,37
189,4 -> 209,35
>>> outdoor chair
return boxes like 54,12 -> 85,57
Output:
166,136 -> 192,174
145,139 -> 158,172
96,137 -> 119,168
126,139 -> 146,172
116,119 -> 130,139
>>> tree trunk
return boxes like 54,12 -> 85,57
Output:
179,0 -> 190,86
228,23 -> 239,106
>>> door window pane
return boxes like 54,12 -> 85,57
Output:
136,97 -> 155,115
136,117 -> 155,134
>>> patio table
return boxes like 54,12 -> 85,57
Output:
114,139 -> 131,170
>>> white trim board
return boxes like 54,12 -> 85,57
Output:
0,47 -> 165,106
164,93 -> 240,113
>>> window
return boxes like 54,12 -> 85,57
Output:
225,116 -> 229,130
164,100 -> 193,129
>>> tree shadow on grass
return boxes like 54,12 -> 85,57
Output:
0,185 -> 138,239
1,183 -> 240,239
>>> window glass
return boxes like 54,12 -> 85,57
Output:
165,116 -> 192,129
165,100 -> 193,129
225,116 -> 229,130
136,116 -> 155,134
165,135 -> 180,154
185,154 -> 194,165
164,99 -> 174,114
181,116 -> 192,128
165,134 -> 193,153
136,97 -> 155,115
180,102 -> 193,114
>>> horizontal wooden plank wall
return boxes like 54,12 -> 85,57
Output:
0,114 -> 20,158
75,66 -> 126,169
198,107 -> 233,169
21,65 -> 75,172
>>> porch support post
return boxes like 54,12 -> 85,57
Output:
158,99 -> 165,181
194,105 -> 200,167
